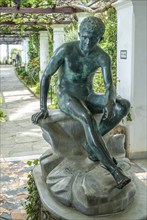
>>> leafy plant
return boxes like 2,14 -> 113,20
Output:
24,159 -> 57,220
99,7 -> 117,76
28,34 -> 40,60
24,159 -> 42,220
27,57 -> 40,84
126,112 -> 133,122
0,96 -> 7,122
0,109 -> 7,122
65,23 -> 78,42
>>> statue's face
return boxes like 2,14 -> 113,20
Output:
79,31 -> 99,54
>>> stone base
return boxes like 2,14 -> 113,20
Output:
41,152 -> 136,216
33,165 -> 147,220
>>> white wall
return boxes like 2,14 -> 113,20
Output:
0,44 -> 22,63
113,0 -> 147,159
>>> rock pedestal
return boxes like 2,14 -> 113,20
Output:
33,109 -> 136,217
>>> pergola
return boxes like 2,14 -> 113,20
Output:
0,0 -> 116,44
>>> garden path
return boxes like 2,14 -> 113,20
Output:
0,65 -> 51,219
0,65 -> 49,159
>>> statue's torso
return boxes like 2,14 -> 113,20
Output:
58,42 -> 104,99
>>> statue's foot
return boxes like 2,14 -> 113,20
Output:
112,167 -> 131,189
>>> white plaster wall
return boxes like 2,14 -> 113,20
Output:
114,0 -> 147,158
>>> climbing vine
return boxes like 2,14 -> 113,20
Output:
28,34 -> 40,59
93,7 -> 117,93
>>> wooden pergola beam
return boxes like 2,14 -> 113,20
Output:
0,20 -> 72,26
0,34 -> 27,37
0,28 -> 46,32
0,6 -> 84,14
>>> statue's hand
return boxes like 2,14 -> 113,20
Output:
102,100 -> 115,121
31,109 -> 49,124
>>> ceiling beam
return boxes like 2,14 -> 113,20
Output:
0,6 -> 84,14
0,20 -> 72,26
0,36 -> 22,43
0,41 -> 21,44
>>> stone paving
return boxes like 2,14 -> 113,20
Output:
0,65 -> 146,220
0,159 -> 33,220
0,65 -> 50,219
0,65 -> 50,158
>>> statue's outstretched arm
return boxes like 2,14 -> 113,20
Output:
32,46 -> 65,124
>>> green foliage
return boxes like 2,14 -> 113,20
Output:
0,0 -> 10,6
25,34 -> 40,87
27,57 -> 40,84
24,159 -> 41,220
28,34 -> 40,60
30,82 -> 40,96
24,159 -> 58,220
48,28 -> 53,58
0,109 -> 7,122
49,72 -> 59,109
99,7 -> 117,76
49,93 -> 58,109
27,159 -> 39,166
93,71 -> 105,94
16,65 -> 38,87
91,7 -> 117,94
65,23 -> 78,42
0,96 -> 7,122
16,66 -> 28,80
126,112 -> 133,122
16,33 -> 40,86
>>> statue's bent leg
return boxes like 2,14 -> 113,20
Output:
84,142 -> 99,161
86,94 -> 130,136
59,95 -> 131,189
99,98 -> 131,136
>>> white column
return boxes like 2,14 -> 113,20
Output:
113,0 -> 147,159
51,24 -> 65,52
6,44 -> 9,64
21,39 -> 25,66
25,38 -> 29,66
76,12 -> 90,32
39,31 -> 49,79
21,38 -> 29,67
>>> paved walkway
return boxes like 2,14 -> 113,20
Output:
0,65 -> 50,219
0,65 -> 49,159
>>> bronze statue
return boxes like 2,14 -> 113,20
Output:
32,16 -> 131,189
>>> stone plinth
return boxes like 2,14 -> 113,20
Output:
33,166 -> 147,220
34,109 -> 137,216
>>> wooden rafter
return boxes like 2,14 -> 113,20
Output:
0,6 -> 84,14
0,20 -> 72,26
0,1 -> 116,36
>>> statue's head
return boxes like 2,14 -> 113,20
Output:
79,16 -> 105,54
79,16 -> 105,39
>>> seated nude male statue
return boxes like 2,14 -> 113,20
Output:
32,16 -> 131,189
